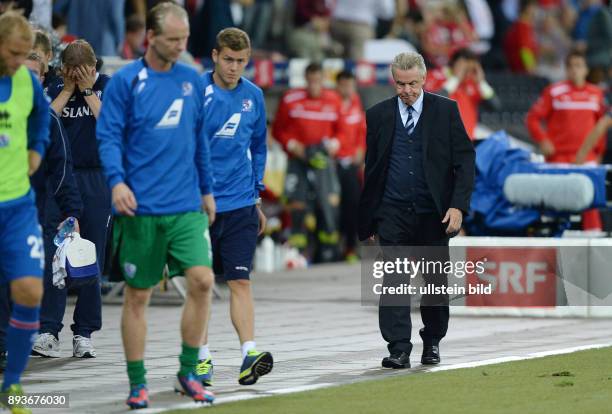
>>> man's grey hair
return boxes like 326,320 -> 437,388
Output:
391,52 -> 427,78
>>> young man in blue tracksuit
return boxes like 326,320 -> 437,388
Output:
0,13 -> 50,413
0,52 -> 82,371
195,28 -> 272,387
32,39 -> 111,359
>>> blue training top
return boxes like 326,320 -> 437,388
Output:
202,71 -> 267,213
96,59 -> 213,216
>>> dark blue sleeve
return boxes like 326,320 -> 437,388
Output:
47,110 -> 83,219
97,74 -> 111,98
27,71 -> 50,158
45,77 -> 61,100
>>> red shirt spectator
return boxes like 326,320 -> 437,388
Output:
336,93 -> 366,159
422,3 -> 476,67
527,50 -> 606,231
273,89 -> 342,154
294,0 -> 331,27
450,77 -> 481,139
426,49 -> 498,139
527,80 -> 605,162
503,0 -> 539,73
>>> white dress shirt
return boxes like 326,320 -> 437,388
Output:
397,89 -> 424,129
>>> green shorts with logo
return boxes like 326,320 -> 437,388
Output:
111,212 -> 212,288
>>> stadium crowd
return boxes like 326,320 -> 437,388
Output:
0,0 -> 610,411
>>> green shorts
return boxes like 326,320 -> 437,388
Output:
112,212 -> 212,288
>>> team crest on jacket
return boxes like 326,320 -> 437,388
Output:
182,82 -> 193,96
242,99 -> 253,112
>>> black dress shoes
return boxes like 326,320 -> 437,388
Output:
421,345 -> 440,365
382,352 -> 411,369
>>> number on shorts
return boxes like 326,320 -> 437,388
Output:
27,234 -> 45,268
27,235 -> 43,259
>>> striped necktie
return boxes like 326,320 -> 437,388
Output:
405,105 -> 415,135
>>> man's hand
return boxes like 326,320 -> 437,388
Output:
112,182 -> 138,216
575,148 -> 588,165
74,65 -> 96,91
202,194 -> 216,226
57,217 -> 80,233
540,139 -> 555,157
256,205 -> 267,236
288,140 -> 306,160
323,137 -> 340,157
442,208 -> 463,235
61,67 -> 76,94
27,150 -> 42,176
454,59 -> 468,80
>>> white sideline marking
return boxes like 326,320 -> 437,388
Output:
136,344 -> 612,413
136,383 -> 334,413
428,343 -> 612,373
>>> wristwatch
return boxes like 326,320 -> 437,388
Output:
83,88 -> 93,96
255,197 -> 262,206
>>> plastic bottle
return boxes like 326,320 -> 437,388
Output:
260,236 -> 275,273
53,217 -> 76,247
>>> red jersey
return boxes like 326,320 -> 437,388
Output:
336,93 -> 366,159
503,20 -> 538,73
526,80 -> 606,162
272,88 -> 341,152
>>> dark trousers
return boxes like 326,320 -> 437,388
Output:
376,201 -> 450,355
39,169 -> 110,338
337,162 -> 361,253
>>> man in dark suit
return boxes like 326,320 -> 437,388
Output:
358,52 -> 475,368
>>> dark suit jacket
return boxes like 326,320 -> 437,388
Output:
358,92 -> 475,241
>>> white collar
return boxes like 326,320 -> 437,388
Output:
397,89 -> 424,115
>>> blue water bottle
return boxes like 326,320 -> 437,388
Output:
53,217 -> 76,247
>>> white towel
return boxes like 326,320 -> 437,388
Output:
52,234 -> 74,289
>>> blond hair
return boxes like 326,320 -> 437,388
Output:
0,11 -> 33,44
